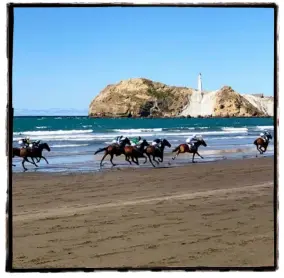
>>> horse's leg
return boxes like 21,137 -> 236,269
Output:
110,154 -> 116,167
25,157 -> 38,167
147,154 -> 156,168
25,157 -> 34,164
131,155 -> 139,165
22,158 -> 28,171
143,155 -> 147,164
125,155 -> 132,165
40,156 -> 49,164
192,153 -> 196,163
153,156 -> 160,165
196,151 -> 204,159
100,153 -> 108,167
172,150 -> 180,160
31,157 -> 39,167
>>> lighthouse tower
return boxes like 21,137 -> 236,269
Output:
198,73 -> 202,93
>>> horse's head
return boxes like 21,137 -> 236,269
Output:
200,139 -> 207,147
266,133 -> 273,140
162,139 -> 171,148
194,137 -> 207,147
40,142 -> 51,152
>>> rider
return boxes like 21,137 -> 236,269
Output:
112,135 -> 125,145
130,136 -> 142,147
18,137 -> 40,149
260,131 -> 272,142
18,137 -> 31,148
186,134 -> 199,148
151,138 -> 162,148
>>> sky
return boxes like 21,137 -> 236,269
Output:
13,7 -> 274,112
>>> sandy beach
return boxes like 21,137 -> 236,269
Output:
12,157 -> 275,268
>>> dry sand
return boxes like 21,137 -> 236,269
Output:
12,157 -> 275,268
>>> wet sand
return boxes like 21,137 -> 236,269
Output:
12,157 -> 275,268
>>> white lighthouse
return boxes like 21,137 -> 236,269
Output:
198,73 -> 202,92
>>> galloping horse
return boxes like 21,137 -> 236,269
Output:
13,142 -> 51,171
144,139 -> 171,167
94,137 -> 131,167
172,138 -> 207,163
254,133 -> 273,154
124,139 -> 149,165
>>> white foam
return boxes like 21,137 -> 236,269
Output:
50,144 -> 89,148
221,127 -> 248,132
13,129 -> 93,136
256,125 -> 274,130
114,128 -> 163,133
36,126 -> 48,129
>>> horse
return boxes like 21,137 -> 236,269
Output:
124,139 -> 149,165
172,138 -> 207,163
254,133 -> 273,154
144,139 -> 171,167
13,142 -> 51,171
94,137 -> 131,167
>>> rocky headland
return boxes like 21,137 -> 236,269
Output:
88,78 -> 273,118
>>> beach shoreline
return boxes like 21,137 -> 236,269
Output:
12,156 -> 275,268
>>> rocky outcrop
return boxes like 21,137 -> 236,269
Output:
89,78 -> 194,118
89,79 -> 274,118
213,86 -> 265,117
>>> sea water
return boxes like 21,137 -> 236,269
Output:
12,117 -> 275,172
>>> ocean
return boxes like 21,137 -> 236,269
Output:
12,117 -> 275,172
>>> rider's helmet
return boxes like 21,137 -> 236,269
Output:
260,132 -> 265,137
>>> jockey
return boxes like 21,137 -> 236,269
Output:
186,134 -> 199,147
151,138 -> 162,148
130,136 -> 142,147
18,137 -> 31,148
112,135 -> 125,145
260,131 -> 272,142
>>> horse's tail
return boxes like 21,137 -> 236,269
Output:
253,139 -> 258,145
94,147 -> 107,155
172,146 -> 180,153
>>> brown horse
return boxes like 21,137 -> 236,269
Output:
144,139 -> 171,167
254,133 -> 272,154
124,139 -> 149,165
13,142 -> 51,171
172,138 -> 207,163
94,137 -> 131,167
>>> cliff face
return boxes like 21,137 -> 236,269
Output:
89,78 -> 194,117
89,79 -> 274,118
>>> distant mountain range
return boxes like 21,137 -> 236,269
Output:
14,108 -> 88,116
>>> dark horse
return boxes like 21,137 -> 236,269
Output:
13,143 -> 51,171
144,139 -> 171,167
124,139 -> 149,165
94,137 -> 131,167
254,133 -> 273,154
172,138 -> 207,163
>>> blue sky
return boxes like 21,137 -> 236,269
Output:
13,7 -> 274,112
